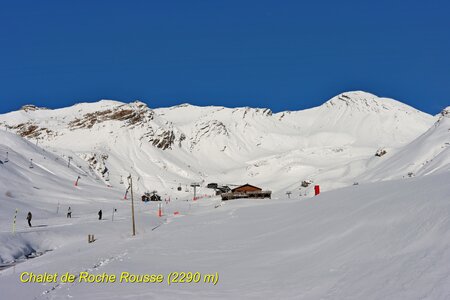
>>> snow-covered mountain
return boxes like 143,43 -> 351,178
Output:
0,91 -> 438,195
2,91 -> 450,299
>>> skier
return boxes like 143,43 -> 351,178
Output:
98,209 -> 102,220
67,207 -> 72,218
27,212 -> 32,227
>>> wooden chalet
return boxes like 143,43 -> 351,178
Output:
221,183 -> 271,200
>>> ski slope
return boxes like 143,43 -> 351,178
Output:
1,141 -> 449,299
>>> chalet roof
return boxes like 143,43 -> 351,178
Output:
231,183 -> 262,192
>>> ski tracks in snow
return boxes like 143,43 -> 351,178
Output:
38,251 -> 129,300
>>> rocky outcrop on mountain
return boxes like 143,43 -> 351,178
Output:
10,122 -> 55,139
428,107 -> 450,129
69,101 -> 154,130
20,105 -> 48,112
439,107 -> 450,118
150,128 -> 176,150
190,120 -> 229,150
233,107 -> 272,119
80,152 -> 109,176
178,133 -> 186,148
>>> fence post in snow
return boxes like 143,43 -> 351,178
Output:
112,208 -> 117,221
12,209 -> 18,233
158,203 -> 162,217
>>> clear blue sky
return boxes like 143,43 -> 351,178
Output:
0,0 -> 449,114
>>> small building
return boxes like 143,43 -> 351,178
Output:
141,194 -> 150,202
150,193 -> 161,201
207,182 -> 218,189
221,184 -> 271,200
215,185 -> 231,195
142,191 -> 161,202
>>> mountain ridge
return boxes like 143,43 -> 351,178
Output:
0,91 -> 443,196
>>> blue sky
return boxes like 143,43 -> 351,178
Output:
0,0 -> 449,114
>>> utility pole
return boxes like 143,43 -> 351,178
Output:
286,191 -> 292,199
190,183 -> 200,200
68,156 -> 72,168
128,175 -> 136,236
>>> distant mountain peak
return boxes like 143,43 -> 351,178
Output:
323,91 -> 422,114
325,91 -> 384,109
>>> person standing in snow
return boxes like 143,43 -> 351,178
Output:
98,210 -> 102,220
27,212 -> 32,227
67,207 -> 72,218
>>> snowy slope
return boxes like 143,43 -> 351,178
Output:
0,130 -> 121,216
1,143 -> 450,299
358,107 -> 450,181
275,91 -> 433,147
61,172 -> 449,300
0,130 -> 127,264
